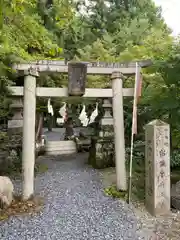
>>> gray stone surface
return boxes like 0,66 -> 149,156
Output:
0,153 -> 149,239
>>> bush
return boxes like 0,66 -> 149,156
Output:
171,150 -> 180,168
125,140 -> 145,165
0,149 -> 22,176
126,140 -> 180,169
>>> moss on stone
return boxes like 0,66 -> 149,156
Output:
104,185 -> 127,200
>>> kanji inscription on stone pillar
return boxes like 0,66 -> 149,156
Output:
145,119 -> 170,216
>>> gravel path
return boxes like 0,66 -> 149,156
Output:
0,153 -> 148,240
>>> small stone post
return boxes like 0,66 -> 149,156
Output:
145,120 -> 170,216
111,72 -> 127,191
22,69 -> 38,200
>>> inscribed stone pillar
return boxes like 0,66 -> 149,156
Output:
145,119 -> 170,216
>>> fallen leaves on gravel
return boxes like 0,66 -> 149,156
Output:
0,195 -> 44,221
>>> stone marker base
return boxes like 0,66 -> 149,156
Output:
88,137 -> 115,169
46,140 -> 77,155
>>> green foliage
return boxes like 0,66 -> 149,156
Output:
0,0 -> 62,60
104,185 -> 127,200
171,150 -> 180,168
0,76 -> 13,121
126,139 -> 180,168
0,149 -> 21,176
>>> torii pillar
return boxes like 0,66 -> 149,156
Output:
22,69 -> 38,200
111,71 -> 127,191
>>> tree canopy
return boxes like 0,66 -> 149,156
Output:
1,0 -> 180,165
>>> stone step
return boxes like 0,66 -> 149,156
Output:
46,140 -> 77,155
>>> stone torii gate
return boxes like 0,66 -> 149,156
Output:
10,60 -> 151,200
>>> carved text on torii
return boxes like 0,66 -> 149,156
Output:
27,60 -> 151,68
